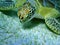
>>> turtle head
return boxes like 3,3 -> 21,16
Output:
18,2 -> 35,23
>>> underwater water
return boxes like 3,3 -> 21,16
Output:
0,0 -> 60,45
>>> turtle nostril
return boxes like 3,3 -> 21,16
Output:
18,14 -> 21,19
18,16 -> 20,19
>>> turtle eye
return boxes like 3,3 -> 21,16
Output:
20,17 -> 24,19
18,13 -> 24,20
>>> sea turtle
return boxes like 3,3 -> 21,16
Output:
0,0 -> 60,34
18,0 -> 60,34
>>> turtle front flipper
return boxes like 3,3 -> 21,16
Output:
45,15 -> 60,34
0,0 -> 26,10
0,0 -> 15,10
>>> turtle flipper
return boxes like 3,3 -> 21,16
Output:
0,0 -> 15,10
45,17 -> 60,34
0,0 -> 26,10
